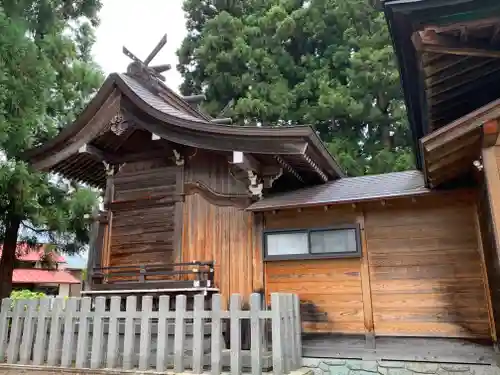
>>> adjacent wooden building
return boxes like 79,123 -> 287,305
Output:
23,10 -> 500,362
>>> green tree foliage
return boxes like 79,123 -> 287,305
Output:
0,0 -> 103,298
178,0 -> 414,176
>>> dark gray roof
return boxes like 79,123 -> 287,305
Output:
119,74 -> 207,123
248,170 -> 430,211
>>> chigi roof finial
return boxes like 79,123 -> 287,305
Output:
122,34 -> 171,82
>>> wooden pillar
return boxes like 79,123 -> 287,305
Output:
102,163 -> 115,270
357,211 -> 375,349
482,146 -> 500,343
482,147 -> 500,253
174,165 -> 184,264
87,210 -> 108,288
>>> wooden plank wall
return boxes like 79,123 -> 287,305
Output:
108,159 -> 180,269
263,191 -> 494,339
264,207 -> 364,334
478,142 -> 500,341
477,174 -> 500,341
364,193 -> 490,338
181,150 -> 263,305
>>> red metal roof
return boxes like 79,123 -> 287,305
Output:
12,269 -> 79,284
0,244 -> 65,263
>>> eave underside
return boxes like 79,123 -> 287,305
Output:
383,0 -> 500,170
25,74 -> 342,188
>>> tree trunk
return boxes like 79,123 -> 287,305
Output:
0,213 -> 21,299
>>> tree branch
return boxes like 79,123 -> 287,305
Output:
21,222 -> 51,234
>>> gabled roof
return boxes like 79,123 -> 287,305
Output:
248,170 -> 430,211
24,73 -> 343,188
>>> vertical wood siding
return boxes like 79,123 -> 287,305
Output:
181,194 -> 262,304
181,151 -> 262,304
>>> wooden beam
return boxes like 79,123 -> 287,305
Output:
474,202 -> 498,343
413,30 -> 500,58
182,94 -> 206,104
422,98 -> 500,155
211,118 -> 232,125
424,132 -> 481,164
482,147 -> 500,254
144,34 -> 167,66
78,144 -> 106,161
232,151 -> 260,172
427,144 -> 479,174
357,211 -> 375,349
425,18 -> 500,34
483,119 -> 500,148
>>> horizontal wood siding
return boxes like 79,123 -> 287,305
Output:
364,193 -> 491,338
109,160 -> 180,274
263,191 -> 492,339
264,207 -> 364,334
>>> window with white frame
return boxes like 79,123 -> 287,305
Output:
264,225 -> 361,260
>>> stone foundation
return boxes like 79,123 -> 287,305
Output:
302,358 -> 500,375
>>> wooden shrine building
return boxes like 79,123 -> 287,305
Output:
22,16 -> 500,363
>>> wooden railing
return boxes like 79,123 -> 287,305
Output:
90,261 -> 215,291
0,293 -> 302,375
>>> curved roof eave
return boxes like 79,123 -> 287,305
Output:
24,73 -> 344,178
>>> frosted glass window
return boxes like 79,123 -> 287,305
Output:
310,229 -> 358,254
266,232 -> 308,256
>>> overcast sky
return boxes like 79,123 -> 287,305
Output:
92,0 -> 187,92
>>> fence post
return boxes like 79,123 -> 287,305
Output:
122,296 -> 136,370
192,294 -> 205,374
174,294 -> 186,373
139,296 -> 153,370
156,295 -> 170,372
19,299 -> 37,365
106,296 -> 121,368
76,297 -> 91,368
47,298 -> 64,366
230,294 -> 242,375
271,293 -> 284,375
210,294 -> 222,375
32,298 -> 49,365
283,295 -> 292,373
61,298 -> 77,367
287,295 -> 296,370
0,299 -> 10,363
7,299 -> 24,364
90,296 -> 106,369
250,293 -> 262,375
293,294 -> 302,363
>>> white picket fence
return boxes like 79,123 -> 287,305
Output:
0,293 -> 302,375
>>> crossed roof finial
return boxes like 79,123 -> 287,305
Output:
123,34 -> 171,82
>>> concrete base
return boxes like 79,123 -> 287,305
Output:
302,357 -> 500,375
0,364 -> 313,375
